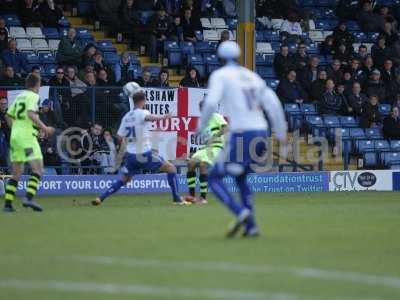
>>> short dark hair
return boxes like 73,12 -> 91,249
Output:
25,73 -> 41,89
132,91 -> 146,103
31,65 -> 41,72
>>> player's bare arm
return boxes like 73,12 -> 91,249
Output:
145,113 -> 173,122
27,110 -> 55,137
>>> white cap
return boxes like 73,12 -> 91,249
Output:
217,41 -> 241,60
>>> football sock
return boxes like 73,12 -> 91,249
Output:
100,179 -> 124,201
26,173 -> 40,201
235,174 -> 256,230
199,174 -> 208,199
186,171 -> 196,197
4,178 -> 18,207
209,168 -> 242,216
167,173 -> 181,202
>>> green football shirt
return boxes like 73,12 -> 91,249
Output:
7,90 -> 40,142
203,113 -> 227,148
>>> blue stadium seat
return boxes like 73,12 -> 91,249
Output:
390,140 -> 400,151
379,104 -> 391,116
363,152 -> 378,168
346,21 -> 360,31
104,52 -> 120,65
43,64 -> 57,77
264,31 -> 280,42
76,27 -> 93,39
146,66 -> 161,78
42,27 -> 59,39
323,115 -> 340,128
226,19 -> 238,30
195,41 -> 217,54
132,65 -> 143,79
180,42 -> 195,56
356,140 -> 374,154
205,54 -> 220,74
365,127 -> 383,140
339,116 -> 359,128
300,103 -> 317,115
164,41 -> 180,55
58,16 -> 70,28
256,31 -> 265,42
266,79 -> 280,90
96,40 -> 116,53
374,140 -> 390,152
285,103 -> 302,131
3,14 -> 21,26
368,32 -> 380,41
39,52 -> 56,64
350,128 -> 366,141
354,32 -> 367,43
195,31 -> 203,41
256,67 -> 275,79
383,152 -> 400,168
25,52 -> 40,64
306,115 -> 324,136
188,54 -> 205,77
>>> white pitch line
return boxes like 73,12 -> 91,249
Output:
0,279 -> 303,300
70,256 -> 400,290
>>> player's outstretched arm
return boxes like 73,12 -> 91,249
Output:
27,111 -> 55,137
145,113 -> 173,122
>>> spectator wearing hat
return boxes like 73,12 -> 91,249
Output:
57,28 -> 84,66
363,69 -> 388,103
1,39 -> 28,75
348,82 -> 368,117
332,21 -> 354,52
360,94 -> 382,128
276,70 -> 308,103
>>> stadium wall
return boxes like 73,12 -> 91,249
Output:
1,170 -> 399,196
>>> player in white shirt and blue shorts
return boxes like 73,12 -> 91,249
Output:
198,41 -> 288,237
93,90 -> 189,206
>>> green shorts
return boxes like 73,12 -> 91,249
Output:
10,138 -> 43,163
191,146 -> 223,166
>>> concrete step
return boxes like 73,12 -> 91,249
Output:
68,16 -> 85,26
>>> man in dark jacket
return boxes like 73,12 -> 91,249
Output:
181,8 -> 199,42
310,70 -> 328,102
358,1 -> 385,33
39,0 -> 63,27
293,43 -> 309,71
136,70 -> 157,87
1,39 -> 28,75
273,45 -> 295,79
383,106 -> 400,138
319,79 -> 343,114
276,70 -> 308,103
360,94 -> 382,128
363,69 -> 387,103
332,21 -> 354,51
298,56 -> 320,97
56,28 -> 84,66
148,6 -> 172,62
371,35 -> 393,68
327,59 -> 343,84
96,0 -> 122,34
348,82 -> 368,117
0,66 -> 24,87
19,0 -> 41,27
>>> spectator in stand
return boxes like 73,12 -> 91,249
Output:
381,59 -> 395,87
280,12 -> 302,43
298,56 -> 320,97
0,66 -> 24,87
327,59 -> 343,84
218,30 -> 230,46
273,45 -> 294,79
0,19 -> 9,55
96,0 -> 122,36
379,6 -> 397,26
354,44 -> 369,61
372,35 -> 393,68
48,66 -> 71,124
332,21 -> 354,51
169,15 -> 184,42
293,42 -> 309,71
57,28 -> 84,66
38,129 -> 61,174
337,83 -> 352,115
362,55 -> 375,81
149,6 -> 172,63
333,43 -> 352,66
78,64 -> 95,81
310,70 -> 328,102
81,43 -> 97,68
31,66 -> 47,85
136,69 -> 156,87
0,97 -> 10,141
39,99 -> 61,128
388,74 -> 400,101
276,70 -> 308,103
102,128 -> 118,174
348,81 -> 368,117
179,66 -> 202,87
319,35 -> 335,57
66,66 -> 89,126
358,0 -> 385,33
162,0 -> 184,15
154,69 -> 170,88
381,21 -> 399,47
364,69 -> 387,103
383,106 -> 400,138
1,39 -> 28,75
93,51 -> 114,81
120,0 -> 141,48
97,68 -> 115,86
114,52 -> 135,85
360,94 -> 382,128
38,0 -> 63,27
19,0 -> 41,27
348,59 -> 364,83
342,71 -> 354,95
135,0 -> 157,10
181,8 -> 199,42
319,79 -> 343,115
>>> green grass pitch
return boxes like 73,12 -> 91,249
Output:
0,192 -> 400,300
